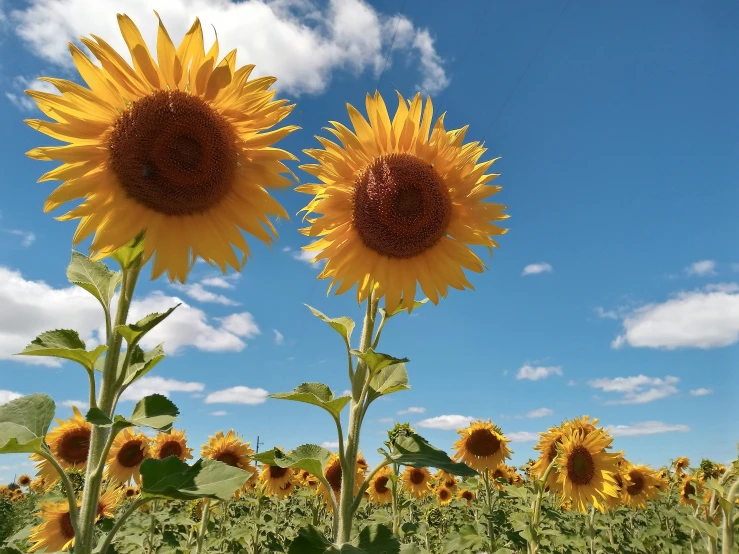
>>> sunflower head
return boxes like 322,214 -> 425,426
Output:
201,430 -> 255,473
402,466 -> 432,499
679,476 -> 700,508
97,487 -> 123,519
297,469 -> 320,488
458,488 -> 475,505
26,14 -> 298,283
259,464 -> 295,498
105,428 -> 151,485
436,485 -> 453,506
32,406 -> 91,485
453,420 -> 511,472
621,464 -> 660,509
28,501 -> 77,553
674,457 -> 690,474
367,466 -> 393,505
153,429 -> 193,461
17,474 -> 32,487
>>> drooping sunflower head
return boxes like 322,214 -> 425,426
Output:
26,14 -> 298,283
367,466 -> 393,505
436,485 -> 453,506
402,466 -> 432,499
17,474 -> 32,488
320,453 -> 343,506
201,430 -> 255,472
453,420 -> 511,472
152,429 -> 193,461
622,464 -> 660,509
105,428 -> 151,485
605,470 -> 625,511
296,469 -> 319,489
259,464 -> 295,499
532,425 -> 567,493
28,501 -> 77,553
554,427 -> 620,514
458,488 -> 475,505
298,91 -> 508,312
679,476 -> 700,508
32,406 -> 91,484
674,457 -> 690,474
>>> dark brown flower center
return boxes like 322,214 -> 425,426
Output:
461,490 -> 473,501
216,452 -> 240,467
18,476 -> 31,486
444,478 -> 456,488
117,441 -> 145,468
493,469 -> 505,481
125,487 -> 136,498
409,469 -> 426,485
373,476 -> 390,494
58,429 -> 91,465
439,488 -> 450,500
566,446 -> 595,486
158,440 -> 184,460
109,90 -> 237,216
326,460 -> 343,492
269,466 -> 288,479
684,483 -> 696,497
626,471 -> 645,496
60,512 -> 75,539
466,429 -> 501,458
353,153 -> 451,258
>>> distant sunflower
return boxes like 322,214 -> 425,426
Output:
259,464 -> 295,499
605,470 -> 625,511
30,477 -> 46,494
105,428 -> 151,485
152,429 -> 193,461
402,466 -> 432,499
297,469 -> 319,489
555,427 -> 620,513
11,490 -> 24,502
97,487 -> 123,518
17,474 -> 31,488
201,430 -> 255,473
0,485 -> 10,498
674,457 -> 690,475
489,463 -> 512,491
25,14 -> 298,282
679,476 -> 700,508
436,485 -> 453,506
458,489 -> 475,505
367,466 -> 393,505
622,464 -> 660,509
298,91 -> 508,312
123,486 -> 139,500
453,420 -> 511,472
32,406 -> 91,484
28,501 -> 77,552
319,453 -> 366,507
435,469 -> 458,491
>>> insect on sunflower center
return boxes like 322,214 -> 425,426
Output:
466,429 -> 501,458
117,442 -> 145,468
567,446 -> 595,485
109,90 -> 238,216
409,469 -> 426,485
353,153 -> 452,258
58,429 -> 91,465
158,441 -> 184,460
60,512 -> 75,539
626,472 -> 645,496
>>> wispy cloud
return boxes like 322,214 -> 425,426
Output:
416,415 -> 474,430
524,408 -> 553,418
607,421 -> 690,437
516,365 -> 562,381
205,386 -> 269,405
397,406 -> 425,415
6,229 -> 36,247
507,431 -> 540,442
594,306 -> 619,319
685,260 -> 717,276
588,375 -> 679,405
521,262 -> 552,276
689,388 -> 712,397
200,276 -> 238,289
210,410 -> 228,416
171,283 -> 239,306
321,441 -> 339,448
5,75 -> 57,111
273,329 -> 284,345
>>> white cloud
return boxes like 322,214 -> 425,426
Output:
292,249 -> 319,264
397,406 -> 425,415
378,417 -> 394,423
416,415 -> 474,431
171,283 -> 239,306
686,260 -> 716,276
273,329 -> 284,345
0,390 -> 22,405
205,386 -> 268,405
595,306 -> 618,320
341,389 -> 352,397
521,262 -> 552,276
566,380 -> 576,386
607,421 -> 690,437
61,399 -> 89,410
525,407 -> 553,419
119,376 -> 205,402
200,276 -> 237,289
689,388 -> 712,397
321,441 -> 339,448
588,374 -> 679,405
215,313 -> 261,340
5,75 -> 57,111
6,230 -> 36,247
516,365 -> 562,381
210,410 -> 228,416
611,285 -> 739,349
507,431 -> 539,442
9,0 -> 447,96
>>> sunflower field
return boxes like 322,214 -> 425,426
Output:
0,10 -> 737,554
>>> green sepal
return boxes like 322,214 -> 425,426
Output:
270,383 -> 350,421
140,457 -> 251,501
380,431 -> 476,477
116,307 -> 179,346
253,444 -> 332,481
350,348 -> 409,376
305,305 -> 355,345
288,524 -> 400,554
108,233 -> 145,270
367,363 -> 410,404
380,298 -> 428,318
66,251 -> 121,312
16,329 -> 106,371
0,394 -> 55,454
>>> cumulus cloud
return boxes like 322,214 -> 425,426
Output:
273,329 -> 284,345
397,406 -> 425,415
214,313 -> 261,340
205,386 -> 268,405
171,283 -> 239,306
685,260 -> 717,276
611,284 -> 739,349
60,399 -> 89,410
119,376 -> 205,402
5,75 -> 57,111
0,390 -> 22,405
689,388 -> 712,397
416,415 -> 474,430
516,365 -> 562,381
521,262 -> 552,276
507,431 -> 539,442
321,441 -> 339,448
200,276 -> 237,289
607,421 -> 690,437
8,0 -> 447,96
588,374 -> 679,405
525,407 -> 553,419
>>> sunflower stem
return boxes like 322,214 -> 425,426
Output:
195,499 -> 211,554
722,476 -> 739,554
391,463 -> 401,536
350,459 -> 392,514
529,457 -> 558,554
37,448 -> 81,541
98,497 -> 150,554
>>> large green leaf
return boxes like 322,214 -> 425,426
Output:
367,364 -> 410,403
0,394 -> 55,454
123,344 -> 166,387
270,383 -> 351,421
382,432 -> 476,477
66,250 -> 121,311
288,524 -> 400,554
254,444 -> 332,479
16,330 -> 106,371
351,349 -> 409,376
140,457 -> 250,501
129,394 -> 179,431
305,305 -> 355,345
116,307 -> 179,346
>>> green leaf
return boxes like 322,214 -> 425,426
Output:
123,345 -> 166,387
383,432 -> 476,477
367,363 -> 410,403
129,394 -> 179,431
253,444 -> 332,479
380,298 -> 428,318
16,329 -> 106,371
109,233 -> 145,270
140,457 -> 250,501
353,524 -> 400,554
0,394 -> 55,454
288,524 -> 399,554
85,407 -> 112,426
270,383 -> 351,421
351,348 -> 409,376
67,250 -> 121,311
116,307 -> 179,346
305,305 -> 355,345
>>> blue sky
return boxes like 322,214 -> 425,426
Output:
0,0 -> 737,483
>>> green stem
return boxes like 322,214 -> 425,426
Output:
85,369 -> 97,412
481,470 -> 496,553
195,499 -> 211,554
722,477 -> 739,554
529,457 -> 558,554
146,500 -> 158,553
38,449 -> 81,539
350,459 -> 392,515
587,506 -> 596,554
98,497 -> 150,554
391,464 -> 401,536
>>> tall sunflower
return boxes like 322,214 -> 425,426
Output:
402,466 -> 432,499
201,430 -> 255,473
28,501 -> 78,552
105,428 -> 151,485
25,14 -> 298,282
259,464 -> 295,499
367,466 -> 393,505
621,464 -> 660,509
31,406 -> 91,484
554,427 -> 620,513
453,420 -> 511,472
152,429 -> 193,461
297,91 -> 508,312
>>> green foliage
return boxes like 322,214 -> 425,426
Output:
288,524 -> 400,553
254,444 -> 334,481
0,393 -> 55,454
381,432 -> 476,477
66,250 -> 121,312
306,305 -> 355,345
270,383 -> 351,421
116,307 -> 179,347
140,457 -> 251,501
16,329 -> 106,371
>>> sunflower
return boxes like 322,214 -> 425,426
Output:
297,91 -> 508,312
259,464 -> 295,499
105,428 -> 151,485
201,430 -> 255,473
25,14 -> 298,283
458,488 -> 475,505
435,469 -> 458,491
436,485 -> 453,506
453,420 -> 511,472
28,501 -> 78,552
674,457 -> 690,475
567,416 -> 601,436
604,471 -> 624,511
97,487 -> 123,518
297,469 -> 320,489
152,429 -> 193,461
17,474 -> 32,488
402,466 -> 432,499
30,477 -> 46,494
367,466 -> 393,505
622,464 -> 660,509
31,406 -> 91,484
123,486 -> 139,500
0,485 -> 10,498
555,427 -> 620,513
319,453 -> 366,507
679,476 -> 700,508
489,463 -> 512,491
11,491 -> 24,502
